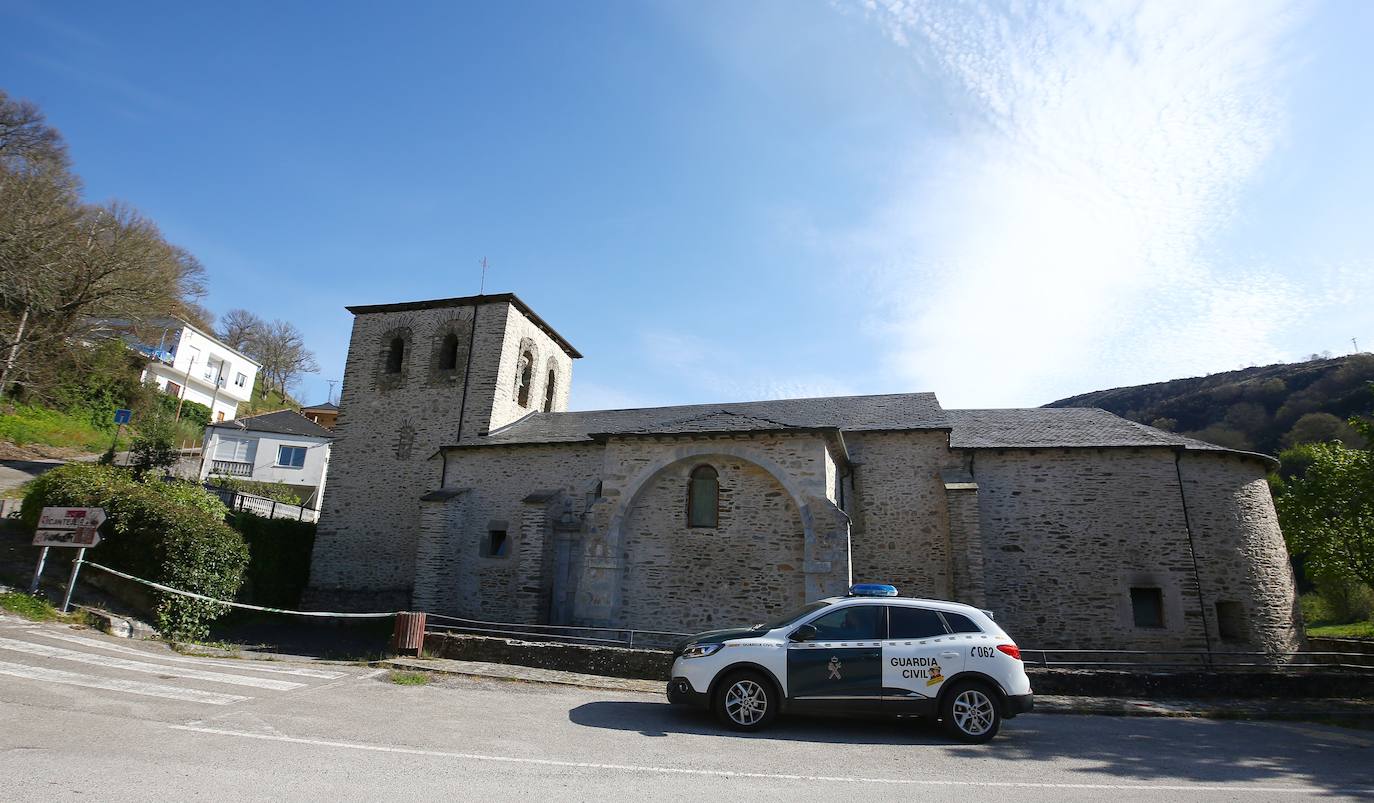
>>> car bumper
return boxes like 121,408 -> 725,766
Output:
666,677 -> 710,708
1004,693 -> 1034,718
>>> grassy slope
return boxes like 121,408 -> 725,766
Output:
1306,621 -> 1374,639
0,403 -> 123,453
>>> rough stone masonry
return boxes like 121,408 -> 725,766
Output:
304,292 -> 1302,657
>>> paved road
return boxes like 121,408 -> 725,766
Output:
2,614 -> 1371,801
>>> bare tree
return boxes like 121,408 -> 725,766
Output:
217,308 -> 264,353
255,319 -> 318,397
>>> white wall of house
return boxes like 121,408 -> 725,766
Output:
200,428 -> 332,508
142,323 -> 260,422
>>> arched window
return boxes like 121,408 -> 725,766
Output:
438,332 -> 460,371
385,337 -> 405,373
515,350 -> 533,407
543,369 -> 556,412
687,465 -> 719,528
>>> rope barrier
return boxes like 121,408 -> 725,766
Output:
80,560 -> 399,619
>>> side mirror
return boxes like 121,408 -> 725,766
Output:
789,624 -> 818,643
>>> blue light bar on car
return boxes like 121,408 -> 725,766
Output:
848,583 -> 898,597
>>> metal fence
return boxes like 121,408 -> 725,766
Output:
204,484 -> 319,522
425,613 -> 690,650
1019,647 -> 1374,671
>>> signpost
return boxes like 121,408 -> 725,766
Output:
29,507 -> 105,612
109,408 -> 131,464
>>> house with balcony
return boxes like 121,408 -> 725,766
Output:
136,320 -> 260,422
200,410 -> 334,509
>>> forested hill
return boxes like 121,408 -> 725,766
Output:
1045,354 -> 1374,456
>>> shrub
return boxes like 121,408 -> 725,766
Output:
130,412 -> 180,475
230,512 -> 316,609
21,464 -> 245,641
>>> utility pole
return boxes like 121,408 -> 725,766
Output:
174,356 -> 196,421
1354,337 -> 1361,354
326,379 -> 339,404
479,257 -> 488,295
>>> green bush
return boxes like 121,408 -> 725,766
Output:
21,464 -> 245,641
130,412 -> 180,475
154,392 -> 211,428
230,513 -> 317,609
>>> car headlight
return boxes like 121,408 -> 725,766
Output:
680,643 -> 723,659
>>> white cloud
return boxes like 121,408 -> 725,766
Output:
847,0 -> 1329,406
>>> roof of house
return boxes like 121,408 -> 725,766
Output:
461,393 -> 950,447
947,408 -> 1274,465
300,401 -> 338,412
446,392 -> 1272,465
208,410 -> 334,439
344,292 -> 582,359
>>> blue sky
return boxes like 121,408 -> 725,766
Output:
3,0 -> 1371,410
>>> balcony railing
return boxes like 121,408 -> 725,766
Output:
209,460 -> 252,477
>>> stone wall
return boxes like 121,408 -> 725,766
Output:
1178,452 -> 1303,654
846,431 -> 954,598
968,448 -> 1209,650
619,454 -> 808,633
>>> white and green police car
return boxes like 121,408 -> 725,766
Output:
666,584 -> 1032,742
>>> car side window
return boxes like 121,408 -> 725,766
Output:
887,606 -> 948,639
940,611 -> 983,634
807,605 -> 885,640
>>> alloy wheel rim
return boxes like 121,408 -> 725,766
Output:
952,689 -> 995,736
724,680 -> 767,725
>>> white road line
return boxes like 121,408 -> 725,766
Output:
0,661 -> 248,705
29,631 -> 345,679
0,637 -> 303,691
168,725 -> 1369,795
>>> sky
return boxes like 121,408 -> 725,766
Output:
2,0 -> 1371,411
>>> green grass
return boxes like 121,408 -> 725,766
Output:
0,590 -> 68,621
0,403 -> 123,453
1307,621 -> 1374,639
387,670 -> 431,686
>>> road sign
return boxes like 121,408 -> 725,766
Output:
33,527 -> 102,548
37,507 -> 107,530
114,408 -> 132,424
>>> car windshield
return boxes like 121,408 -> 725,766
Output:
754,601 -> 831,631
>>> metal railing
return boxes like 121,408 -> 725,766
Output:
209,459 -> 252,477
1019,647 -> 1374,672
425,613 -> 690,650
204,484 -> 319,522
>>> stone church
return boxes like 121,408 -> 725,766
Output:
304,292 -> 1302,654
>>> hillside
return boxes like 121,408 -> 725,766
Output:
1046,354 -> 1374,456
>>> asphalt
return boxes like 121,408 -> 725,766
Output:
3,613 -> 1373,801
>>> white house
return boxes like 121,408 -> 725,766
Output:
199,410 -> 334,509
137,320 -> 260,423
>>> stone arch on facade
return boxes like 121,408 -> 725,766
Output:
513,336 -> 540,409
542,356 -> 559,412
427,316 -> 471,385
375,323 -> 415,391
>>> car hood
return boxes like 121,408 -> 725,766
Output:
672,627 -> 766,655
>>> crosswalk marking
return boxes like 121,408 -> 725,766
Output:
0,660 -> 249,705
28,631 -> 345,679
0,637 -> 304,691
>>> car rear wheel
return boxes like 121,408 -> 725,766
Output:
713,670 -> 777,732
941,681 -> 1001,743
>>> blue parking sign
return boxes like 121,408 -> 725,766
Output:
113,409 -> 132,424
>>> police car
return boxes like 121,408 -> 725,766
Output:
666,584 -> 1033,742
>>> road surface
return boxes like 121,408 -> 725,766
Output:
1,613 -> 1371,801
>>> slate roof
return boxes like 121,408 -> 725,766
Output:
345,292 -> 582,359
209,410 -> 334,440
948,408 -> 1273,464
300,401 -> 338,412
463,392 -> 950,446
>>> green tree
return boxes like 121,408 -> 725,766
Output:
129,412 -> 179,475
1275,440 -> 1374,590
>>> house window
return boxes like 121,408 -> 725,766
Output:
687,465 -> 719,528
543,368 -> 556,412
385,337 -> 405,373
234,372 -> 247,388
1130,587 -> 1165,629
215,411 -> 225,422
277,445 -> 306,468
483,529 -> 509,558
515,350 -> 533,407
165,381 -> 182,397
215,437 -> 256,463
1216,601 -> 1246,641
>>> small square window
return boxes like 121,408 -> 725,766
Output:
234,372 -> 247,387
1130,587 -> 1164,629
483,530 -> 509,558
1216,601 -> 1246,641
277,445 -> 306,468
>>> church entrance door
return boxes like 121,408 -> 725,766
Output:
550,534 -> 581,625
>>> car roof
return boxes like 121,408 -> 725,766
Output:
820,595 -> 989,616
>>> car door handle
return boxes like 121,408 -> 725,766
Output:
940,652 -> 959,659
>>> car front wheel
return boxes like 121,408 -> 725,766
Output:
941,681 -> 1002,743
713,670 -> 777,732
